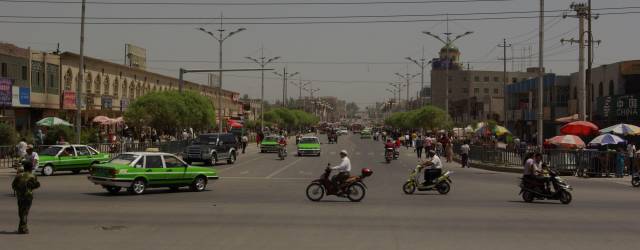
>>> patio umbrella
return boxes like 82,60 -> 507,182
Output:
113,117 -> 125,125
599,123 -> 640,136
92,116 -> 112,125
547,135 -> 586,149
230,122 -> 243,129
588,133 -> 626,146
36,117 -> 72,127
560,121 -> 599,136
493,125 -> 511,136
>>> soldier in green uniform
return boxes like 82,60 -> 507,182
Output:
11,161 -> 40,234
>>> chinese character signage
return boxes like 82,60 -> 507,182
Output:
597,95 -> 640,121
0,78 -> 12,107
63,91 -> 76,109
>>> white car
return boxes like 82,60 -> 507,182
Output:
338,128 -> 349,135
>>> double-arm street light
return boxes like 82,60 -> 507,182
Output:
197,16 -> 245,133
405,47 -> 432,107
422,28 -> 473,114
303,87 -> 320,115
291,79 -> 311,109
245,48 -> 280,132
273,69 -> 299,107
394,72 -> 420,110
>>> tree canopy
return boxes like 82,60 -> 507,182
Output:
124,90 -> 216,134
384,105 -> 452,131
263,108 -> 319,130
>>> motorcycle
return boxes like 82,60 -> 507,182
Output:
278,146 -> 287,160
632,173 -> 640,187
402,165 -> 452,195
328,133 -> 338,144
385,148 -> 394,163
305,164 -> 373,202
519,166 -> 573,204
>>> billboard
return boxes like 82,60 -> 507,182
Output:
12,86 -> 30,107
126,43 -> 147,69
63,91 -> 76,109
597,95 -> 639,121
0,78 -> 12,107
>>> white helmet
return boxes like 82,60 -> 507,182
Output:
340,150 -> 348,156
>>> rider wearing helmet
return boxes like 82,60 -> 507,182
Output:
421,150 -> 443,185
331,150 -> 352,190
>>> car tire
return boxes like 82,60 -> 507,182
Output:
105,186 -> 121,194
42,164 -> 54,176
227,152 -> 236,164
190,176 -> 207,192
128,179 -> 147,195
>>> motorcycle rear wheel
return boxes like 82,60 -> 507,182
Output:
632,178 -> 640,187
402,181 -> 416,194
559,190 -> 572,204
347,183 -> 366,202
305,183 -> 324,202
522,190 -> 535,203
436,182 -> 451,195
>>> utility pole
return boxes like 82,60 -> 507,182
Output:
537,0 -> 544,148
395,72 -> 419,111
197,14 -> 246,133
245,46 -> 280,132
586,0 -> 600,120
273,68 -> 299,108
388,82 -> 403,109
498,38 -> 512,128
291,79 -> 311,109
76,0 -> 86,143
405,46 -> 430,107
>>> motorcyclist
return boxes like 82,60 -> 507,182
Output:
384,139 -> 396,157
278,135 -> 288,154
420,150 -> 443,186
330,150 -> 352,192
523,153 -> 548,192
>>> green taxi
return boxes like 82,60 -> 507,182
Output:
37,145 -> 110,176
360,129 -> 372,139
260,135 -> 280,153
297,136 -> 321,156
88,152 -> 219,195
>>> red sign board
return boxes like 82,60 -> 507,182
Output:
63,91 -> 76,109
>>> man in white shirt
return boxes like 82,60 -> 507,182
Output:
460,141 -> 470,168
627,143 -> 636,174
24,145 -> 39,173
421,150 -> 443,185
331,150 -> 352,190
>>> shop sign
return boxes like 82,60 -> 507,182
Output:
598,95 -> 639,120
12,86 -> 30,107
101,96 -> 113,110
0,78 -> 12,107
63,91 -> 76,109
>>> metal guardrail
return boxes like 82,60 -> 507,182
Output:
0,140 -> 193,169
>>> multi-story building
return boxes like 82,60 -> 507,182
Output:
430,44 -> 538,124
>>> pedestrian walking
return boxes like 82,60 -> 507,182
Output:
627,143 -> 636,175
415,135 -> 424,159
24,145 -> 39,170
241,135 -> 248,154
16,138 -> 27,159
12,161 -> 40,234
460,141 -> 470,168
405,134 -> 411,149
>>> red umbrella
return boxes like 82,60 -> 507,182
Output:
230,122 -> 243,128
547,135 -> 586,149
560,121 -> 599,136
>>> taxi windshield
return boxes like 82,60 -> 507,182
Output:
300,138 -> 319,144
110,154 -> 139,165
263,136 -> 278,142
40,146 -> 63,156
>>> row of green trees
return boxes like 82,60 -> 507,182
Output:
124,90 -> 216,134
263,108 -> 319,130
384,105 -> 453,131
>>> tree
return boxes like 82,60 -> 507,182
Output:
346,102 -> 359,118
124,90 -> 216,135
263,108 -> 318,130
384,105 -> 452,131
0,123 -> 18,146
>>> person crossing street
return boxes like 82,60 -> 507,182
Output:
12,161 -> 40,234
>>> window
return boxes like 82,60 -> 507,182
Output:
104,76 -> 110,95
494,77 -> 500,82
484,88 -> 489,94
95,75 -> 102,95
85,72 -> 92,94
21,66 -> 28,80
164,156 -> 187,168
75,146 -> 91,156
31,61 -> 44,93
145,156 -> 164,168
474,88 -> 479,94
484,76 -> 490,82
598,82 -> 603,97
494,88 -> 499,94
609,80 -> 614,96
46,64 -> 59,93
474,76 -> 480,82
114,78 -> 119,97
462,88 -> 469,93
0,63 -> 6,77
573,87 -> 577,99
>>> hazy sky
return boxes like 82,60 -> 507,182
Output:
1,0 -> 639,107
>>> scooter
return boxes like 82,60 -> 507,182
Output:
278,146 -> 287,160
519,166 -> 573,204
632,173 -> 640,187
402,165 -> 452,195
385,148 -> 394,163
305,164 -> 373,202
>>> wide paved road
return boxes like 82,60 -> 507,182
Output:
1,134 -> 639,250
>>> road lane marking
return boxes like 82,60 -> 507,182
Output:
266,158 -> 303,179
239,170 -> 249,175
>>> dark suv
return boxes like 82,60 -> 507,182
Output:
184,133 -> 238,165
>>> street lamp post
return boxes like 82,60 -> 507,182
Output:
245,48 -> 280,132
273,69 -> 299,107
405,47 -> 431,107
423,26 -> 473,114
197,14 -> 246,133
395,72 -> 420,111
76,0 -> 86,143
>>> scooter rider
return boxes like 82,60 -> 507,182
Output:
278,135 -> 288,154
523,153 -> 548,192
331,150 -> 352,191
421,150 -> 443,185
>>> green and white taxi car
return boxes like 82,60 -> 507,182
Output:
88,152 -> 219,195
37,144 -> 110,176
297,136 -> 321,156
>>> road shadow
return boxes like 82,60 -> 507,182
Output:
404,193 -> 442,196
0,230 -> 20,235
83,188 -> 211,197
507,200 -> 566,205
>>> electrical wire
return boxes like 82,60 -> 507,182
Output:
0,0 -> 513,6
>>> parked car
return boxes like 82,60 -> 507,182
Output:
88,152 -> 219,195
260,135 -> 280,153
297,136 -> 321,156
183,133 -> 238,165
37,144 -> 110,176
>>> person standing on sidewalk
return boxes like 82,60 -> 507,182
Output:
12,161 -> 40,234
627,143 -> 636,175
241,135 -> 248,154
415,135 -> 424,159
460,141 -> 470,168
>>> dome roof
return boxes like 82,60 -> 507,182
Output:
440,44 -> 459,52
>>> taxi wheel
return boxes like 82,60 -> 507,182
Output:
190,176 -> 207,192
42,164 -> 54,176
128,179 -> 147,195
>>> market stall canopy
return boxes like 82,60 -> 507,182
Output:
476,125 -> 510,136
92,116 -> 112,125
555,114 -> 587,123
560,121 -> 599,137
36,117 -> 72,127
547,135 -> 586,149
599,123 -> 640,136
588,133 -> 626,146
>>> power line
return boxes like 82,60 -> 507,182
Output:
0,0 -> 512,6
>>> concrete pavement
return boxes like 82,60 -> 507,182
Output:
0,134 -> 639,250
